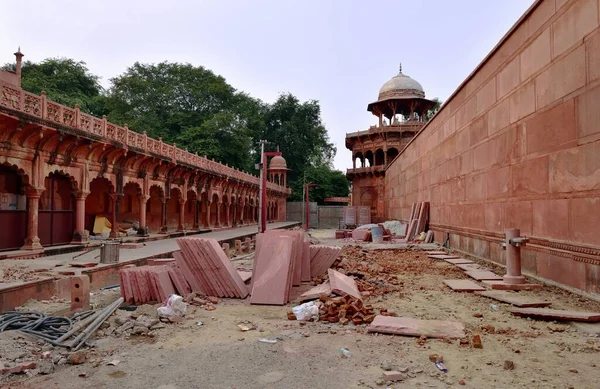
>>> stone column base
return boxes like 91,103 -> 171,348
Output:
71,230 -> 90,245
21,238 -> 43,251
137,226 -> 149,237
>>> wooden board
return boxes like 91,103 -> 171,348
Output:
510,308 -> 600,322
474,290 -> 551,308
464,270 -> 503,281
429,254 -> 461,260
443,279 -> 486,292
367,315 -> 465,339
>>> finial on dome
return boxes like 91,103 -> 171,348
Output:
399,63 -> 402,74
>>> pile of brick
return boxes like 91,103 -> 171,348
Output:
317,294 -> 377,325
310,245 -> 342,277
174,238 -> 249,298
250,230 -> 306,305
119,265 -> 190,304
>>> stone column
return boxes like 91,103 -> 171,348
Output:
225,202 -> 231,227
503,228 -> 526,284
159,198 -> 168,233
21,187 -> 44,250
193,199 -> 199,229
177,198 -> 186,232
215,202 -> 222,228
109,193 -> 121,239
72,192 -> 90,244
205,200 -> 211,228
137,195 -> 149,236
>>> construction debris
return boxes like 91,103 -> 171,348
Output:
317,295 -> 376,325
367,315 -> 466,339
119,266 -> 177,304
328,269 -> 361,300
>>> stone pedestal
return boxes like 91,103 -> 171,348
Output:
503,228 -> 526,285
21,187 -> 44,250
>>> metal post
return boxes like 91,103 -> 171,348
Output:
261,144 -> 268,234
258,140 -> 266,234
305,184 -> 309,230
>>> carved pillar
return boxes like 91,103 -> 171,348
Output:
215,202 -> 222,228
177,198 -> 186,232
240,202 -> 245,225
193,199 -> 199,229
137,195 -> 149,237
225,201 -> 231,227
72,191 -> 90,244
205,200 -> 211,228
21,187 -> 44,250
159,197 -> 168,233
109,193 -> 121,239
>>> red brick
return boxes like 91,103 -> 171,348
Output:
525,99 -> 577,155
570,197 -> 600,245
551,0 -> 598,57
549,141 -> 600,192
535,45 -> 586,109
510,155 -> 549,196
532,199 -> 569,239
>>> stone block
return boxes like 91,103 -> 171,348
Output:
509,80 -> 535,123
510,155 -> 549,196
549,141 -> 600,193
570,197 -> 600,245
484,202 -> 505,232
552,0 -> 598,57
577,83 -> 600,141
475,290 -> 551,307
532,198 -> 569,240
535,45 -> 585,109
243,237 -> 252,253
510,308 -> 600,322
465,173 -> 486,201
526,99 -> 577,155
234,239 -> 242,254
475,77 -> 497,116
443,279 -> 486,292
222,243 -> 231,258
328,269 -> 361,300
70,275 -> 90,312
487,98 -> 510,135
486,167 -> 510,199
367,315 -> 465,338
469,116 -> 488,146
588,30 -> 600,82
520,28 -> 551,81
497,56 -> 520,98
352,229 -> 371,241
536,253 -> 586,290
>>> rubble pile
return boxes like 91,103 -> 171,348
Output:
317,294 -> 392,325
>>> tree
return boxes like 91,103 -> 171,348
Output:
289,163 -> 350,204
426,98 -> 442,122
2,58 -> 108,116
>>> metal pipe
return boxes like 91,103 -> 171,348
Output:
68,297 -> 123,350
54,309 -> 103,343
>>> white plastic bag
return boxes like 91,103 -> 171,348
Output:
292,301 -> 319,321
157,294 -> 187,317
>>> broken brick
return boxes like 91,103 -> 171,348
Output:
1,362 -> 37,375
472,334 -> 483,349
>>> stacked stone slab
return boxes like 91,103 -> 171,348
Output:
310,245 -> 342,277
175,237 -> 249,298
250,234 -> 295,305
119,265 -> 179,304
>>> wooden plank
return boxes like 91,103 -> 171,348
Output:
510,308 -> 600,322
367,315 -> 465,339
475,290 -> 551,308
443,279 -> 486,292
464,270 -> 503,281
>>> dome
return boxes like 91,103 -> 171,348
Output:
378,64 -> 425,100
269,155 -> 287,169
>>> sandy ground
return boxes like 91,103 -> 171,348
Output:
2,230 -> 600,389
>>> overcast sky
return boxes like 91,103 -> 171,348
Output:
1,0 -> 534,171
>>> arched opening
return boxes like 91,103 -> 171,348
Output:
220,194 -> 229,227
147,185 -> 164,233
364,150 -> 373,167
0,164 -> 28,251
200,192 -> 209,228
166,187 -> 181,231
210,193 -> 219,227
386,147 -> 399,163
374,149 -> 385,166
121,182 -> 141,230
86,177 -> 113,239
186,190 -> 197,230
39,172 -> 75,246
354,152 -> 364,169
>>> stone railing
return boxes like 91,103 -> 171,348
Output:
346,121 -> 424,138
0,81 -> 289,194
346,165 -> 386,174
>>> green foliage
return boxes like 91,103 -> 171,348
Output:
2,58 -> 109,117
426,98 -> 442,122
289,163 -> 350,204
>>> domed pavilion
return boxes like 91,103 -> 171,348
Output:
345,64 -> 436,222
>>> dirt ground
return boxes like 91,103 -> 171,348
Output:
2,230 -> 600,389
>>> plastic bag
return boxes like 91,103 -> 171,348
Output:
292,301 -> 319,321
157,294 -> 187,317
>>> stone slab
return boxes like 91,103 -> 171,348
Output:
250,235 -> 294,305
443,257 -> 474,265
70,262 -> 98,268
510,308 -> 600,322
456,263 -> 489,272
301,241 -> 311,282
426,251 -> 447,255
443,279 -> 486,292
367,315 -> 465,339
352,229 -> 371,241
429,254 -> 461,260
300,281 -> 331,301
483,280 -> 543,290
328,269 -> 361,300
474,290 -> 551,308
464,270 -> 503,281
237,270 -> 252,283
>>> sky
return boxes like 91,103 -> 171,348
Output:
0,0 -> 535,172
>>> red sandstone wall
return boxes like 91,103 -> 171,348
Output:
385,0 -> 600,294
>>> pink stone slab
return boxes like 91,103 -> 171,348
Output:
510,308 -> 600,322
237,270 -> 252,283
456,263 -> 488,272
464,270 -> 503,281
300,281 -> 331,301
251,236 -> 294,305
173,249 -> 207,295
301,240 -> 311,282
367,315 -> 465,339
426,251 -> 447,255
474,290 -> 551,308
443,257 -> 474,265
483,280 -> 543,291
203,239 -> 249,298
328,269 -> 361,299
443,279 -> 486,292
352,229 -> 371,241
429,254 -> 461,260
